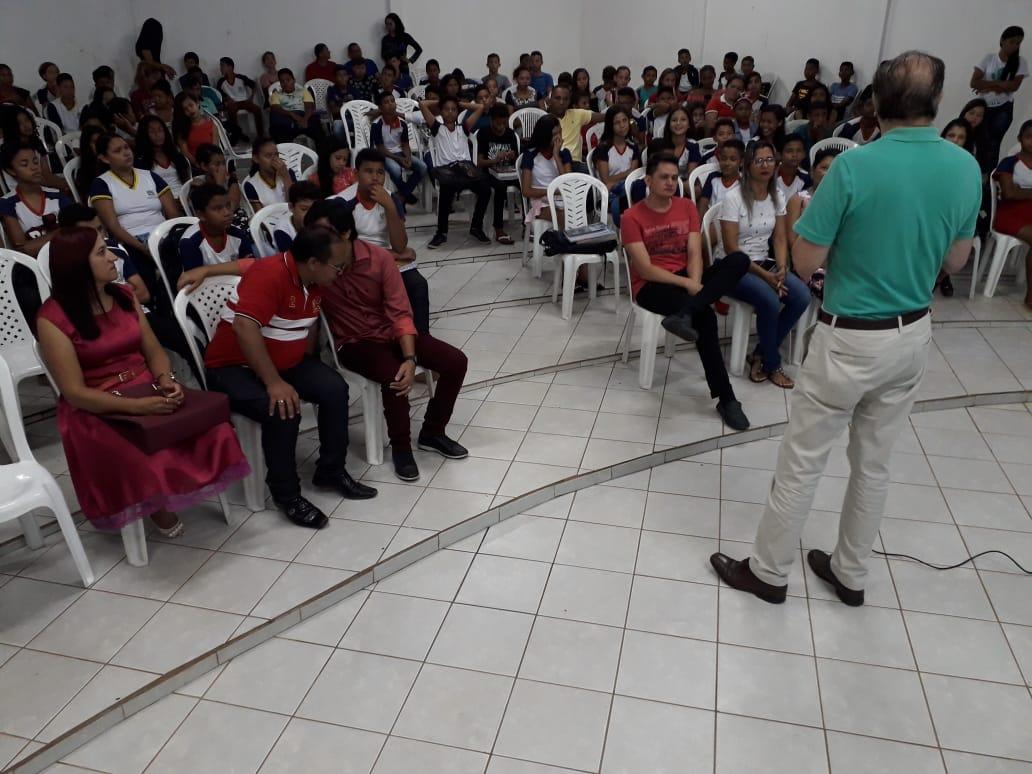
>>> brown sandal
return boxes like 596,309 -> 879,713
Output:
749,358 -> 768,383
769,368 -> 795,389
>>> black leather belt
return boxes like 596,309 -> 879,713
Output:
817,308 -> 929,330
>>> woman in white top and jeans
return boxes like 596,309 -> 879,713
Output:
971,25 -> 1027,171
721,140 -> 809,389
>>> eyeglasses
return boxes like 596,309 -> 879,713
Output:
753,157 -> 777,166
328,262 -> 346,276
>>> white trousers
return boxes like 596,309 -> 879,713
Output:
750,314 -> 932,589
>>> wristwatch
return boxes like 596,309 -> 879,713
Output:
402,354 -> 417,365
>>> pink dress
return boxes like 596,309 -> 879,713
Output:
38,290 -> 250,530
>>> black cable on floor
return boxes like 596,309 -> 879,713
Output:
874,548 -> 1031,574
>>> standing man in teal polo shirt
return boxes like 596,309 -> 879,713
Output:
711,51 -> 981,606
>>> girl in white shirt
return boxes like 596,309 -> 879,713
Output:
971,25 -> 1028,171
134,116 -> 191,199
592,106 -> 641,225
721,140 -> 809,389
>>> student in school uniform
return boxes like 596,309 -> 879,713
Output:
774,134 -> 811,204
716,52 -> 740,89
673,48 -> 699,99
271,181 -> 321,253
135,116 -> 191,200
179,183 -> 256,273
837,86 -> 881,145
420,95 -> 492,249
371,92 -> 426,205
216,57 -> 264,138
593,106 -> 642,225
697,138 -> 744,218
335,148 -> 430,334
732,96 -> 758,143
475,104 -> 520,245
505,67 -> 542,111
43,73 -> 81,132
0,144 -> 71,257
243,137 -> 296,210
705,75 -> 744,132
269,69 -> 323,145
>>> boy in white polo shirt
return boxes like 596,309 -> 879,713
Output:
371,92 -> 426,205
337,148 -> 430,332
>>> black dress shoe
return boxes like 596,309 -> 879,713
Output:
709,553 -> 787,604
392,450 -> 420,481
717,399 -> 750,431
312,470 -> 378,499
418,434 -> 469,459
469,228 -> 492,244
273,495 -> 328,529
807,550 -> 864,606
661,313 -> 698,342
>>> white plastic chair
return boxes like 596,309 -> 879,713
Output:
210,114 -> 250,167
304,78 -> 334,113
785,118 -> 808,134
250,203 -> 290,258
966,236 -> 983,300
342,100 -> 378,152
516,153 -> 550,280
546,173 -> 621,320
62,156 -> 82,204
1005,141 -> 1020,158
696,138 -> 717,158
0,353 -> 94,586
267,81 -> 283,98
178,177 -> 196,216
146,216 -> 199,306
831,121 -> 849,138
982,178 -> 1031,298
809,136 -> 857,167
172,277 -> 266,511
509,107 -> 546,144
37,242 -> 51,287
406,84 -> 427,100
0,250 -> 49,399
395,97 -> 419,117
584,124 -> 604,164
618,250 -> 675,390
701,205 -> 752,376
624,167 -> 685,206
54,131 -> 80,165
276,142 -> 319,181
34,116 -> 62,152
688,162 -> 720,204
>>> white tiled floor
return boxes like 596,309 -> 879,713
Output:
6,401 -> 1030,773
4,229 -> 1032,771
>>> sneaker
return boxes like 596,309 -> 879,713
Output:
273,495 -> 329,528
392,450 -> 420,481
427,233 -> 447,249
418,433 -> 469,459
469,228 -> 491,244
717,399 -> 750,431
661,313 -> 698,342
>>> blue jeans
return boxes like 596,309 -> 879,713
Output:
608,181 -> 627,226
384,156 -> 427,197
728,267 -> 810,372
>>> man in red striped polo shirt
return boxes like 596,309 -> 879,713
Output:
205,227 -> 377,528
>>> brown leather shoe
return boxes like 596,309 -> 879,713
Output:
709,553 -> 787,604
807,550 -> 864,606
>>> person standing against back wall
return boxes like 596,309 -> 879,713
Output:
971,25 -> 1027,172
710,51 -> 982,607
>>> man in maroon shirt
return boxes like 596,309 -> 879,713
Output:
306,200 -> 469,482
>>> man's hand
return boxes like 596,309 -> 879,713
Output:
682,276 -> 703,295
400,157 -> 412,169
369,184 -> 393,208
267,379 -> 301,419
177,266 -> 210,293
390,360 -> 416,396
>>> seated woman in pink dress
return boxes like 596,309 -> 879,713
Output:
36,226 -> 250,536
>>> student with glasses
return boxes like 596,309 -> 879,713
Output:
721,140 -> 810,389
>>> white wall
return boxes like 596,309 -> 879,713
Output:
390,0 -> 585,80
0,0 -> 137,96
883,0 -> 1031,144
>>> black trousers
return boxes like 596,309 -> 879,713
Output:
401,268 -> 431,334
436,174 -> 491,235
487,177 -> 519,230
634,251 -> 750,401
206,356 -> 350,502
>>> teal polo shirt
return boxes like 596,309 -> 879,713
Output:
795,125 -> 981,319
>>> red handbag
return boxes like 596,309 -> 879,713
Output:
103,383 -> 231,454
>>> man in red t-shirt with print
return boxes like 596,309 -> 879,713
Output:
705,75 -> 745,133
205,227 -> 378,528
621,152 -> 751,430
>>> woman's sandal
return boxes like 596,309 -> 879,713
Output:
748,357 -> 768,383
152,517 -> 185,539
769,368 -> 795,389
496,233 -> 514,245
